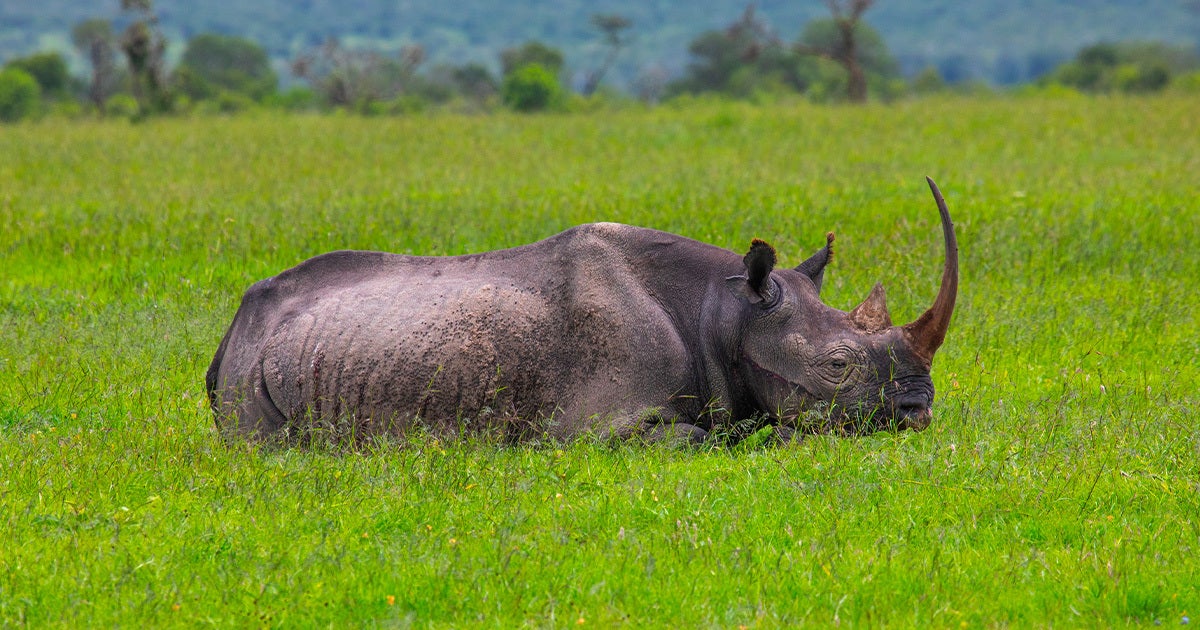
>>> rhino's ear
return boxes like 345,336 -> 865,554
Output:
725,238 -> 777,305
849,282 -> 893,333
796,232 -> 835,294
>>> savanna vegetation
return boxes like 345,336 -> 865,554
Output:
3,0 -> 1200,87
3,0 -> 1200,122
1,94 -> 1197,626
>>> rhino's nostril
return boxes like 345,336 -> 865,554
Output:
902,407 -> 932,431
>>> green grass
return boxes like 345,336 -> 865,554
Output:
1,96 -> 1198,626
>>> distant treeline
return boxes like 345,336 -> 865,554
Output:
1,0 -> 1198,123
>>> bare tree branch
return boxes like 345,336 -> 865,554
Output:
800,0 -> 878,102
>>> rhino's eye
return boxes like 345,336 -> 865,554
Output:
822,348 -> 863,386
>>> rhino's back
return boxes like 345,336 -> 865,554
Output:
210,223 -> 705,439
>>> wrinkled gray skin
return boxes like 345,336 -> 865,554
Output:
207,178 -> 958,445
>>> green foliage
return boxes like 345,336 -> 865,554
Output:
71,18 -> 119,109
0,68 -> 40,122
292,40 -> 427,109
443,62 -> 498,103
210,90 -> 257,114
1171,70 -> 1200,93
263,86 -> 318,111
4,1 -> 1200,87
1044,41 -> 1199,93
499,40 -> 564,78
176,33 -> 277,101
1112,63 -> 1170,93
668,12 -> 814,101
911,65 -> 947,94
798,18 -> 899,79
502,63 -> 562,111
118,0 -> 172,117
103,92 -> 139,118
3,52 -> 70,98
669,9 -> 900,103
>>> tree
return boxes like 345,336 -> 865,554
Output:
667,6 -> 806,98
72,18 -> 119,110
500,41 -> 564,78
176,33 -> 277,101
3,53 -> 70,98
444,62 -> 498,104
292,38 -> 425,108
118,0 -> 171,115
502,64 -> 562,112
0,68 -> 40,122
1043,41 -> 1198,93
582,14 -> 633,96
633,65 -> 669,103
797,17 -> 898,97
795,0 -> 879,103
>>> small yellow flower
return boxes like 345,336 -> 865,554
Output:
576,618 -> 585,625
362,532 -> 370,539
172,603 -> 181,611
386,595 -> 395,606
449,538 -> 458,546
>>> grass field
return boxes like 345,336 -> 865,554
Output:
1,96 -> 1198,627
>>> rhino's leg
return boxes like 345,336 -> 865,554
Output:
627,407 -> 709,446
639,421 -> 709,446
773,424 -> 800,443
214,368 -> 290,442
583,406 -> 706,445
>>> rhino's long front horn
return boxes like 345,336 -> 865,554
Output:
903,177 -> 959,362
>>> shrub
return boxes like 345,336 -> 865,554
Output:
264,87 -> 317,111
0,68 -> 40,122
911,66 -> 947,94
214,90 -> 256,113
502,63 -> 562,112
104,93 -> 140,119
1172,70 -> 1200,93
3,52 -> 70,98
1045,41 -> 1196,94
176,33 -> 277,101
1113,63 -> 1170,93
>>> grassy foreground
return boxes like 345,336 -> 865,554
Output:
1,96 -> 1198,626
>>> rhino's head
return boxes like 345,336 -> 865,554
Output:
727,178 -> 958,434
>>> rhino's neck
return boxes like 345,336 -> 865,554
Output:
689,276 -> 761,425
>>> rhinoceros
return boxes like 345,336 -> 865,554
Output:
207,178 -> 958,444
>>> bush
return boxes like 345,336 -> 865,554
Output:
104,93 -> 140,119
1171,70 -> 1200,93
911,66 -> 947,94
264,87 -> 317,111
214,90 -> 256,113
177,33 -> 277,101
1113,62 -> 1170,93
3,52 -> 70,98
0,68 -> 40,122
1044,41 -> 1196,94
502,63 -> 562,112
